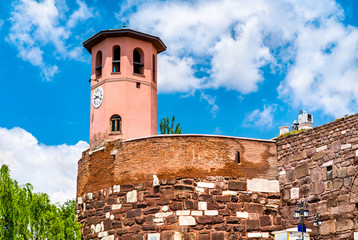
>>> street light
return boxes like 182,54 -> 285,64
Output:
295,199 -> 309,240
313,214 -> 322,239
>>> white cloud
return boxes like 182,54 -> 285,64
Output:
120,0 -> 358,117
0,127 -> 88,203
200,91 -> 219,117
7,0 -> 93,81
242,104 -> 277,128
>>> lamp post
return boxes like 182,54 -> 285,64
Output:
295,199 -> 309,240
313,213 -> 322,239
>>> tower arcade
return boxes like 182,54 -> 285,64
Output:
83,29 -> 166,146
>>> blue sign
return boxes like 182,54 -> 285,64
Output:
298,225 -> 306,232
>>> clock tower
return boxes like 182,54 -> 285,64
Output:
83,29 -> 166,147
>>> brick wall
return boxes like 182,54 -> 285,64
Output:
276,113 -> 358,239
77,135 -> 277,197
77,177 -> 282,240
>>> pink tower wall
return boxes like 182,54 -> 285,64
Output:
89,37 -> 158,145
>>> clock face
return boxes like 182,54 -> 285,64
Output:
92,86 -> 103,108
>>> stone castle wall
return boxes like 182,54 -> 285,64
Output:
77,135 -> 277,197
276,113 -> 358,239
77,177 -> 282,240
76,135 -> 281,239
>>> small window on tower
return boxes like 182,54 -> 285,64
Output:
96,51 -> 102,78
133,48 -> 144,74
152,54 -> 156,82
110,115 -> 121,132
236,151 -> 241,164
113,46 -> 121,73
136,82 -> 141,88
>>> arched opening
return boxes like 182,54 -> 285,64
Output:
95,51 -> 102,78
133,48 -> 144,74
113,46 -> 120,73
110,115 -> 121,132
152,54 -> 156,82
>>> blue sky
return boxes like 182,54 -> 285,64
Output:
1,0 -> 358,202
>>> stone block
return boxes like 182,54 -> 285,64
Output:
126,190 -> 137,203
286,169 -> 295,182
248,233 -> 262,238
113,185 -> 120,193
260,216 -> 271,227
176,210 -> 190,216
216,195 -> 231,202
205,210 -> 218,216
228,181 -> 246,191
236,212 -> 248,218
222,191 -> 237,195
155,212 -> 173,218
245,203 -> 264,213
195,187 -> 205,192
333,178 -> 343,190
338,168 -> 347,178
191,210 -> 203,216
183,232 -> 196,240
143,207 -> 160,215
148,233 -> 160,240
102,236 -> 115,240
246,220 -> 259,230
312,152 -> 325,161
226,217 -> 240,224
153,175 -> 160,187
197,216 -> 213,224
290,188 -> 299,199
197,182 -> 215,188
174,185 -> 194,192
169,202 -> 183,211
247,179 -> 279,193
212,232 -> 225,240
198,202 -> 207,210
295,163 -> 308,179
207,202 -> 220,210
316,145 -> 327,152
336,219 -> 354,232
178,216 -> 196,226
126,209 -> 141,218
198,194 -> 214,202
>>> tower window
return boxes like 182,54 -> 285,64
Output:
136,82 -> 141,88
133,48 -> 144,74
110,115 -> 121,132
152,54 -> 156,82
112,46 -> 121,73
95,51 -> 102,78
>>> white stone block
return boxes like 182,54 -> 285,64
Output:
112,204 -> 122,210
176,210 -> 191,216
316,145 -> 327,152
236,212 -> 248,218
95,224 -> 101,233
106,212 -> 110,218
87,193 -> 93,200
83,203 -> 86,211
174,232 -> 182,240
262,233 -> 269,238
341,130 -> 347,135
197,182 -> 215,188
77,197 -> 83,204
162,206 -> 169,212
90,225 -> 95,233
110,149 -> 118,155
110,214 -> 114,220
154,218 -> 164,223
291,188 -> 299,200
179,216 -> 196,226
155,212 -> 173,218
354,232 -> 358,240
98,231 -> 108,237
279,169 -> 286,175
195,187 -> 205,192
222,190 -> 237,195
356,150 -> 358,157
205,210 -> 218,216
248,232 -> 262,238
127,190 -> 137,203
153,175 -> 160,187
101,221 -> 104,231
322,161 -> 333,167
148,233 -> 160,240
191,210 -> 203,216
341,144 -> 351,150
102,236 -> 114,240
198,201 -> 207,210
247,179 -> 279,193
113,185 -> 120,193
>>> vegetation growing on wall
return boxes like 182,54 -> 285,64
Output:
0,164 -> 81,239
